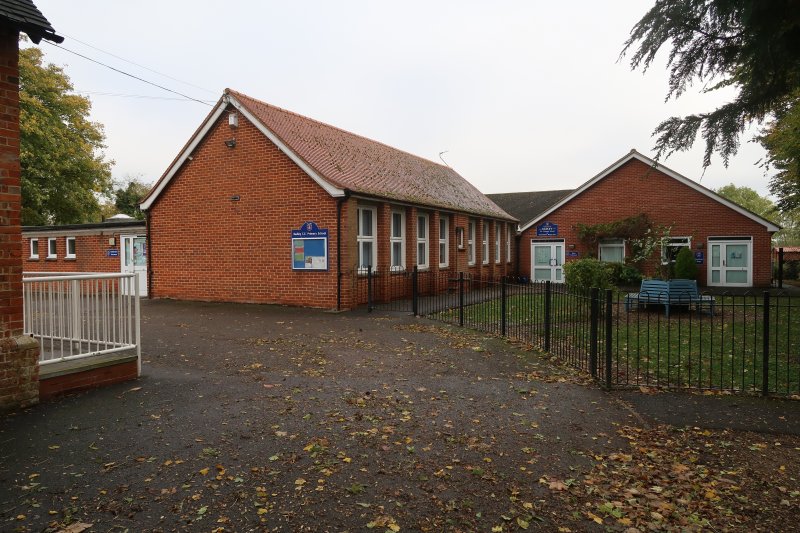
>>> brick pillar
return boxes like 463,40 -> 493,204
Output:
376,203 -> 392,302
0,26 -> 39,410
430,211 -> 440,293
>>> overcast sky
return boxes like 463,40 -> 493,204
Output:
31,0 -> 773,197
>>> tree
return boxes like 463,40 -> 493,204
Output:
715,183 -> 777,220
20,45 -> 113,225
113,177 -> 150,220
621,1 -> 800,169
715,183 -> 800,245
759,92 -> 800,210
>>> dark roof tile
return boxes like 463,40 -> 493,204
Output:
486,190 -> 573,225
229,90 -> 515,221
0,0 -> 62,43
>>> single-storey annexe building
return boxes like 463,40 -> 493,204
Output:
489,150 -> 780,288
140,89 -> 517,310
22,215 -> 148,295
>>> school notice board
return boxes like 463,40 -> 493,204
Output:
292,222 -> 328,271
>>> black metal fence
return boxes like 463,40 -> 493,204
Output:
357,269 -> 800,396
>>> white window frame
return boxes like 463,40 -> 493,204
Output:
482,221 -> 489,265
65,236 -> 76,259
506,224 -> 512,263
439,216 -> 449,268
417,213 -> 429,270
47,237 -> 57,259
29,238 -> 39,259
467,220 -> 476,265
495,224 -> 501,264
598,238 -> 625,263
390,209 -> 406,271
661,237 -> 691,264
357,206 -> 377,273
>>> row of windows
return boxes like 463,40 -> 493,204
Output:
597,237 -> 691,264
29,237 -> 76,260
357,206 -> 512,271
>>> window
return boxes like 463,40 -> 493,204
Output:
29,238 -> 39,259
495,224 -> 501,264
661,237 -> 691,264
390,209 -> 405,271
599,238 -> 625,263
506,224 -> 512,263
47,237 -> 57,259
357,206 -> 376,272
417,213 -> 429,269
467,220 -> 476,265
482,221 -> 489,264
439,216 -> 449,268
456,227 -> 464,249
66,237 -> 76,259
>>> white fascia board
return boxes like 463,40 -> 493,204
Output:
139,100 -> 229,211
519,151 -> 781,233
226,95 -> 345,198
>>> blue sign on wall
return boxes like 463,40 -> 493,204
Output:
292,221 -> 329,270
106,249 -> 119,257
567,251 -> 579,257
694,251 -> 704,264
536,221 -> 558,236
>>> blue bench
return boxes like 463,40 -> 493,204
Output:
624,279 -> 715,317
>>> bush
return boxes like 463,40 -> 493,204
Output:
785,260 -> 800,280
673,246 -> 698,280
609,263 -> 643,286
563,259 -> 613,290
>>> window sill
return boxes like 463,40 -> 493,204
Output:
65,257 -> 76,261
27,257 -> 39,261
45,257 -> 57,261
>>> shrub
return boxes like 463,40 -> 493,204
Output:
785,260 -> 800,280
609,263 -> 643,286
563,259 -> 613,290
673,246 -> 698,280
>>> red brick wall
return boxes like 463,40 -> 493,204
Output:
0,25 -> 38,410
148,106 -> 346,308
147,107 -> 516,309
518,159 -> 774,287
40,359 -> 138,400
22,231 -> 144,273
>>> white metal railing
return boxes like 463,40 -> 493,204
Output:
22,272 -> 141,374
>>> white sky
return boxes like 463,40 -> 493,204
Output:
31,0 -> 773,197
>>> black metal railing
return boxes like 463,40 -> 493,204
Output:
356,271 -> 800,396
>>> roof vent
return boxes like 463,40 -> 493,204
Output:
105,214 -> 135,222
229,113 -> 238,128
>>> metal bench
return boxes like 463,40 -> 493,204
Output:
625,279 -> 715,317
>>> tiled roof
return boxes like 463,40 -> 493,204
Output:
228,90 -> 515,221
0,0 -> 62,43
486,189 -> 573,226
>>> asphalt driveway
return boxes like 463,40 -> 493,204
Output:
1,299 -> 798,532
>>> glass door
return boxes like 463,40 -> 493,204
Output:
708,239 -> 751,287
531,241 -> 564,282
121,235 -> 148,296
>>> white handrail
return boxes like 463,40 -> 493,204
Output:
22,272 -> 141,374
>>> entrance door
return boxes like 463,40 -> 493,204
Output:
531,240 -> 564,282
708,239 -> 751,287
121,235 -> 148,296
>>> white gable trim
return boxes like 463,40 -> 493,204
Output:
226,95 -> 345,198
518,150 -> 780,233
140,94 -> 345,211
